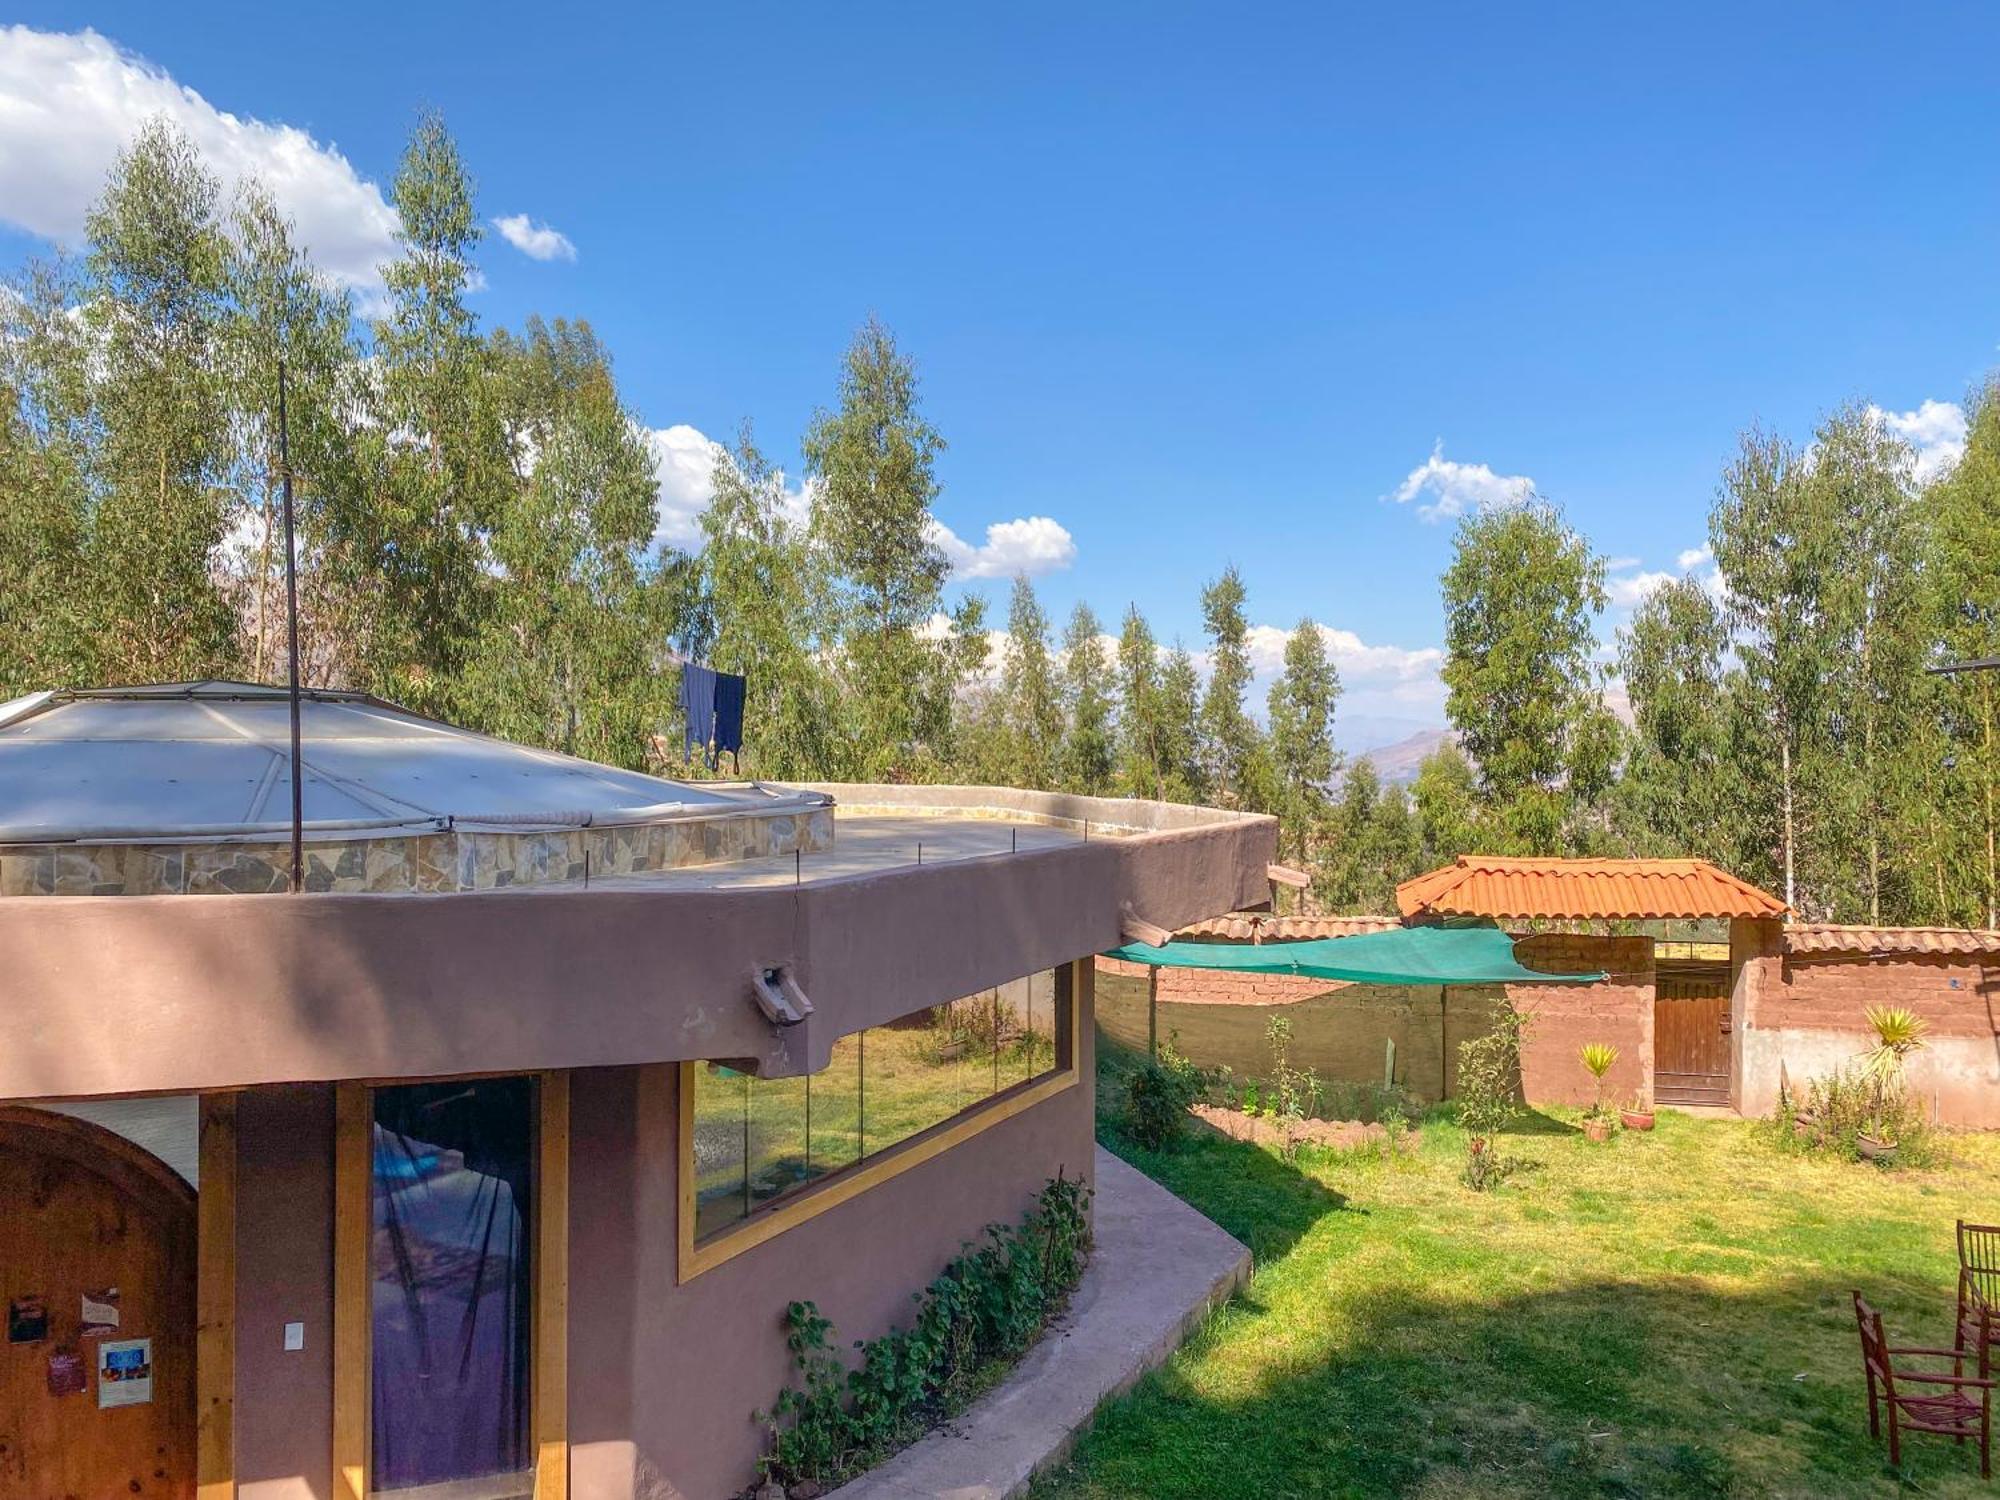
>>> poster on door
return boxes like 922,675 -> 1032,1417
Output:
96,1338 -> 152,1408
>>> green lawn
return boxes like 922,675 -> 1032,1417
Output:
1034,1048 -> 2000,1500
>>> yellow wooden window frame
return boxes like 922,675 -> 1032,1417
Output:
333,1072 -> 569,1500
677,960 -> 1084,1282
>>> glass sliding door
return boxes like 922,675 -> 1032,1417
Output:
369,1076 -> 537,1500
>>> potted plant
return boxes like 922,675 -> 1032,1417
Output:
1579,1041 -> 1620,1141
1620,1093 -> 1656,1132
1856,1005 -> 1928,1161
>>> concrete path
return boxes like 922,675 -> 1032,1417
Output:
826,1144 -> 1251,1500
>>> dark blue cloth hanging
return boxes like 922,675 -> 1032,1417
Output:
712,671 -> 746,768
678,664 -> 717,763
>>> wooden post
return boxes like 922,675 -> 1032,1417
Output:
1383,1037 -> 1396,1090
197,1094 -> 237,1500
1147,965 -> 1160,1061
1439,986 -> 1449,1101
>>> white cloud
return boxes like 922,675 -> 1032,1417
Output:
929,516 -> 1077,580
643,424 -> 726,548
1390,441 -> 1536,522
0,27 -> 400,292
643,421 -> 1076,573
1605,544 -> 1724,612
1606,568 -> 1679,608
492,213 -> 576,263
1868,398 -> 1967,484
1238,621 -> 1447,719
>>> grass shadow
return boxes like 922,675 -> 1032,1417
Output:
1038,1271 -> 1987,1499
1096,1032 -> 1352,1266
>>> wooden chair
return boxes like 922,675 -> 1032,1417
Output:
1854,1291 -> 1992,1477
1959,1221 -> 2000,1363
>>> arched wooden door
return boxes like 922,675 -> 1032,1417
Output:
0,1107 -> 196,1500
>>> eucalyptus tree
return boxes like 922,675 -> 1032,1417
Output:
80,118 -> 240,683
998,575 -> 1062,788
1412,740 -> 1482,867
223,178 -> 362,686
1198,565 -> 1260,805
1812,405 -> 1928,922
0,256 -> 97,694
1439,497 -> 1609,854
1923,383 -> 2000,926
460,318 -> 673,769
1059,601 -> 1117,794
1709,427 -> 1831,911
691,425 -> 848,780
1115,605 -> 1165,797
1710,409 -> 1930,920
1157,644 -> 1208,803
1616,578 -> 1733,862
1267,619 -> 1341,870
352,113 -> 507,718
801,318 -> 952,776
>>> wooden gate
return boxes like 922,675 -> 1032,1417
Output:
0,1107 -> 196,1499
1654,964 -> 1733,1108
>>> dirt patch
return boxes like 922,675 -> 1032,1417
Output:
1193,1104 -> 1419,1154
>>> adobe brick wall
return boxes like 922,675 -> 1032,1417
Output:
1096,931 -> 1649,1109
1511,935 -> 1654,1110
1736,920 -> 2000,1125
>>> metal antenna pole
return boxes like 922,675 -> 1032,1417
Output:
279,360 -> 305,894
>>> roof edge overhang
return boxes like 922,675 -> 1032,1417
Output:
0,789 -> 1278,1102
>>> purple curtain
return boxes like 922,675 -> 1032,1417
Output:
370,1078 -> 534,1494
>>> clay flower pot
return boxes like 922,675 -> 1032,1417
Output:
1856,1133 -> 1898,1163
1583,1117 -> 1615,1143
1620,1109 -> 1655,1132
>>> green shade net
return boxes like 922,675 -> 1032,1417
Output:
1103,920 -> 1604,987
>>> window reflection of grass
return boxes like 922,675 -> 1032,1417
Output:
691,1064 -> 747,1240
750,1074 -> 809,1207
693,972 -> 1064,1240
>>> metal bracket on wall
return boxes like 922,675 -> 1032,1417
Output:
750,966 -> 814,1027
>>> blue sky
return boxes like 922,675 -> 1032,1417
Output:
3,5 -> 1997,743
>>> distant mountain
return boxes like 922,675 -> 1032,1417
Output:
1348,727 -> 1456,788
1334,715 -> 1441,756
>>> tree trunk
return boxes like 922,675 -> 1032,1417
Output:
1780,734 -> 1796,914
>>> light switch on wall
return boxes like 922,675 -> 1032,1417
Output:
283,1322 -> 305,1352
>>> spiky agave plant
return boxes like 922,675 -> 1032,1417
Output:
1859,1005 -> 1929,1141
1579,1041 -> 1620,1119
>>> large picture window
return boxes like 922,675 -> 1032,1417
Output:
688,968 -> 1067,1247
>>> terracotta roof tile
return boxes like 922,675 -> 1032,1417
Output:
1395,856 -> 1786,921
1785,924 -> 2000,957
1176,912 -> 1402,943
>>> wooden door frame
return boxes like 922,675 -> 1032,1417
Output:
197,1093 -> 237,1500
332,1073 -> 569,1500
1653,962 -> 1734,1109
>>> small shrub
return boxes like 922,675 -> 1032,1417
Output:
1312,1077 -> 1419,1126
1123,1034 -> 1206,1150
1456,1004 -> 1529,1190
758,1170 -> 1093,1491
1763,1067 -> 1943,1168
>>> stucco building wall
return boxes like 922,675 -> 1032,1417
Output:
221,971 -> 1096,1500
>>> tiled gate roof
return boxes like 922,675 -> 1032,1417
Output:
1396,855 -> 1787,921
